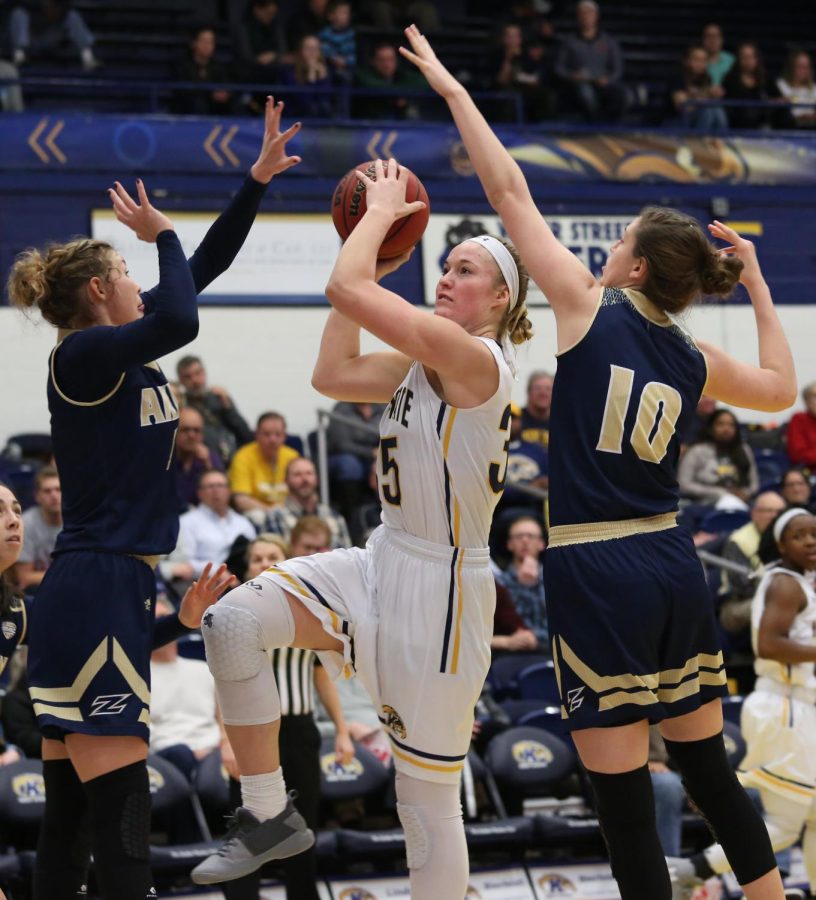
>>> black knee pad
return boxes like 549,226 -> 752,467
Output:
33,759 -> 91,900
665,732 -> 777,885
586,765 -> 672,900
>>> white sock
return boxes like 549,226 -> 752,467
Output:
240,768 -> 287,822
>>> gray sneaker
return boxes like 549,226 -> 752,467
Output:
190,795 -> 315,885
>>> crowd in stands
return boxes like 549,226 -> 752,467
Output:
2,0 -> 816,128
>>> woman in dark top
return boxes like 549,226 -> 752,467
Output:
722,42 -> 774,130
175,25 -> 236,116
6,98 -> 301,900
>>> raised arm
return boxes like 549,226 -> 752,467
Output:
400,26 -> 598,347
324,160 -> 497,401
699,222 -> 797,413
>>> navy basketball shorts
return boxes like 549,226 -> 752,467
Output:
27,551 -> 157,742
544,526 -> 728,732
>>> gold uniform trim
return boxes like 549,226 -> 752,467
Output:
29,637 -> 108,703
130,554 -> 160,569
548,512 -> 677,547
50,341 -> 125,407
33,702 -> 83,722
389,742 -> 464,774
558,636 -> 726,717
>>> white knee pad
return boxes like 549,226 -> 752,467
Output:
395,772 -> 467,897
201,581 -> 295,726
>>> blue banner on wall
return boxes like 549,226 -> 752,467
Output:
2,114 -> 816,185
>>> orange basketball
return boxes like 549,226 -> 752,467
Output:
331,160 -> 430,259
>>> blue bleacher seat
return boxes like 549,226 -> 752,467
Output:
485,726 -> 575,796
488,653 -> 550,701
722,718 -> 747,769
285,434 -> 305,456
721,693 -> 745,726
698,509 -> 751,534
318,737 -> 390,803
517,661 -> 561,706
516,706 -> 570,740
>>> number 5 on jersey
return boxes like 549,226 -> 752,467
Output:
379,436 -> 401,506
597,364 -> 682,464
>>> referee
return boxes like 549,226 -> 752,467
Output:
222,524 -> 353,900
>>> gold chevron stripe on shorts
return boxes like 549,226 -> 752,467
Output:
548,512 -> 677,547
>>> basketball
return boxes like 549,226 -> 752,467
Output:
331,160 -> 430,259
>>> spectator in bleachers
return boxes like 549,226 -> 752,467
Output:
179,470 -> 256,578
9,0 -> 99,70
172,406 -> 225,513
326,399 -> 383,520
286,0 -> 329,49
553,0 -> 627,123
265,457 -> 351,549
491,577 -> 539,654
775,48 -> 816,129
234,0 -> 289,81
520,369 -> 553,451
489,23 -> 556,122
353,40 -> 426,119
220,529 -> 353,900
318,0 -> 356,86
357,0 -> 440,33
701,22 -> 734,87
280,33 -> 333,117
149,595 -> 221,781
176,354 -> 254,464
787,381 -> 816,467
499,0 -> 559,47
497,515 -> 548,646
678,409 -> 759,506
681,394 -> 717,447
669,45 -> 728,131
229,411 -> 300,517
174,24 -> 236,116
14,464 -> 61,593
780,467 -> 816,513
0,58 -> 24,112
722,41 -> 776,130
718,490 -> 786,637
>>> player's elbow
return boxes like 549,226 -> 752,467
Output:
325,276 -> 354,310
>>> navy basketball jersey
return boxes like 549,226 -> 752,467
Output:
49,335 -> 181,556
548,288 -> 707,527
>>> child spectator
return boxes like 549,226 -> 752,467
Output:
280,33 -> 333,117
776,49 -> 816,128
319,0 -> 356,85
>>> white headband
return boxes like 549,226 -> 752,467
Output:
464,235 -> 521,378
773,507 -> 812,544
464,235 -> 520,311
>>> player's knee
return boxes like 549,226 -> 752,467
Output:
395,773 -> 463,871
397,802 -> 429,869
201,582 -> 294,682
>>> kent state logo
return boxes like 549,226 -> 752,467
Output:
1,620 -> 17,640
320,753 -> 363,782
337,888 -> 377,900
512,739 -> 554,770
538,873 -> 577,894
146,766 -> 166,794
12,772 -> 46,805
381,704 -> 407,739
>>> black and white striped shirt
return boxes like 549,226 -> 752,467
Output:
271,647 -> 317,716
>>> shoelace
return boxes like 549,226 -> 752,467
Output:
216,812 -> 243,857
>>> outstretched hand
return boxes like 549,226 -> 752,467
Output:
708,220 -> 761,285
399,24 -> 461,98
178,562 -> 237,629
356,158 -> 426,223
108,179 -> 174,243
250,96 -> 302,184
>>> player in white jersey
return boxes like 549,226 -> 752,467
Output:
192,159 -> 534,897
670,508 -> 816,894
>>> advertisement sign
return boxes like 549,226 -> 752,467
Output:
91,210 -> 341,304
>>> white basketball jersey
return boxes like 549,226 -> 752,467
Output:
752,566 -> 816,689
377,338 -> 513,549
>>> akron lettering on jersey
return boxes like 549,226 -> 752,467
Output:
385,386 -> 414,428
139,384 -> 180,427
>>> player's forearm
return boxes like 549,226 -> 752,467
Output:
444,86 -> 528,210
314,670 -> 350,737
325,206 -> 392,310
312,310 -> 362,391
746,277 -> 796,407
757,633 -> 816,664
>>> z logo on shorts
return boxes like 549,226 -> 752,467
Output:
90,693 -> 132,716
566,687 -> 585,713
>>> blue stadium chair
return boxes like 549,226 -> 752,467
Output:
484,726 -> 576,803
318,736 -> 390,803
721,693 -> 745,727
755,449 -> 789,486
0,758 -> 45,845
698,509 -> 751,534
488,653 -> 550,701
500,698 -> 551,724
176,632 -> 206,661
1,432 -> 52,464
517,660 -> 562,706
0,462 -> 37,510
285,434 -> 305,456
516,706 -> 570,740
461,749 -> 507,820
193,747 -> 230,818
